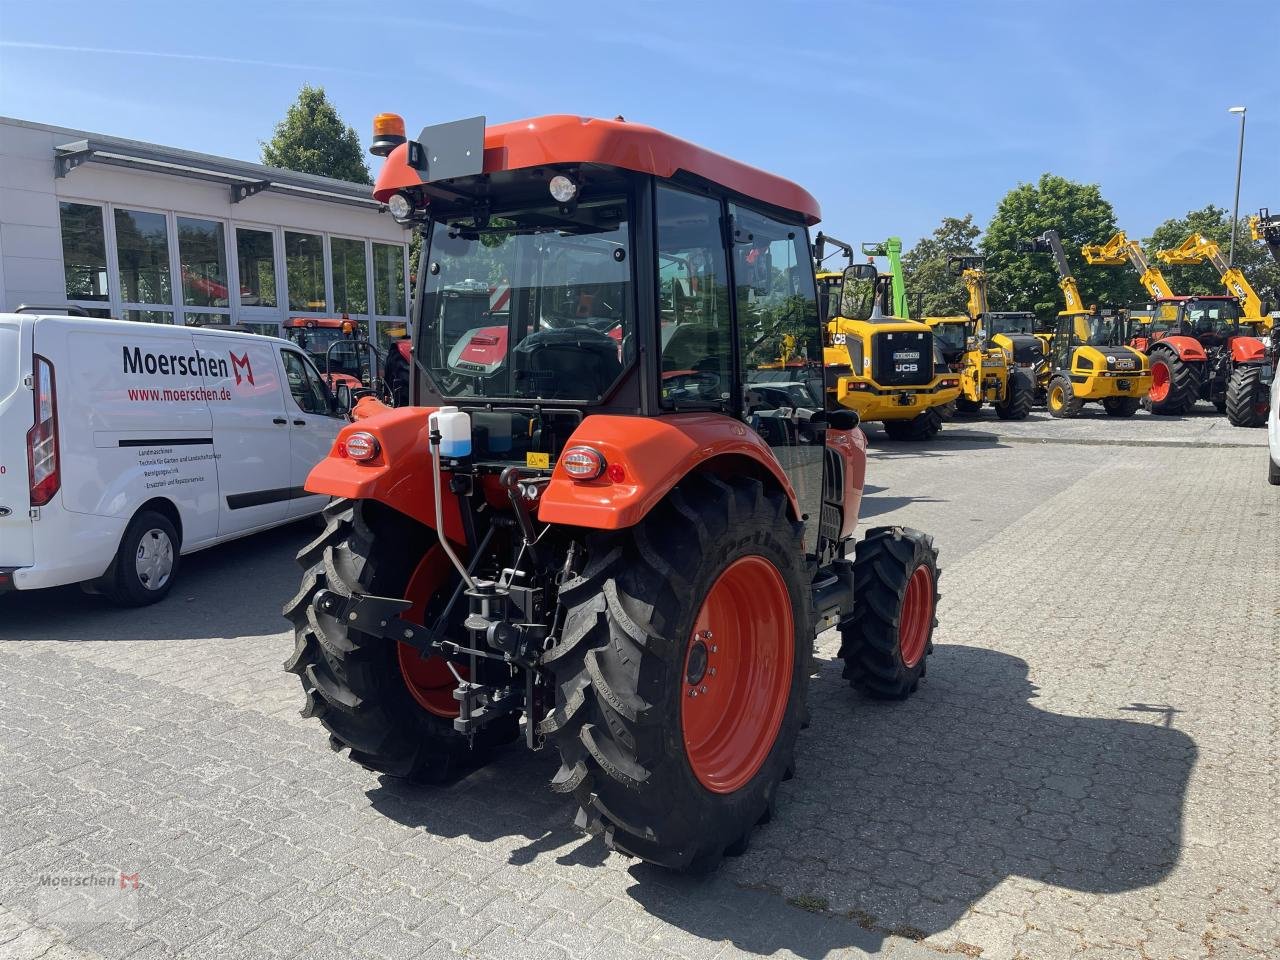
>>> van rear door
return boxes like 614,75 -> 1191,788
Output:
0,315 -> 35,568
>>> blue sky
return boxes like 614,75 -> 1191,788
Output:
1,0 -> 1276,250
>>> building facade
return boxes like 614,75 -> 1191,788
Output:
0,117 -> 412,348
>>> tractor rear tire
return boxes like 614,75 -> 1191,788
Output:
1046,376 -> 1083,419
838,528 -> 939,699
283,499 -> 516,784
995,370 -> 1034,421
1146,348 -> 1199,415
882,407 -> 943,441
1102,396 -> 1141,417
1225,366 -> 1268,427
540,473 -> 810,872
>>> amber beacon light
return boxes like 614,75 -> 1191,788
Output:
370,113 -> 407,158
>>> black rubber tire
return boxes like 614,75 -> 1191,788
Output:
283,498 -> 515,783
102,509 -> 181,606
838,527 -> 940,699
995,369 -> 1034,421
935,400 -> 957,422
540,473 -> 810,873
1102,396 -> 1141,417
954,397 -> 983,415
1269,455 -> 1280,486
881,407 -> 943,441
1225,366 -> 1268,427
1146,348 -> 1199,415
1046,375 -> 1083,419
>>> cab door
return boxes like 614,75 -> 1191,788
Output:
277,347 -> 343,519
728,203 -> 825,541
192,334 -> 291,535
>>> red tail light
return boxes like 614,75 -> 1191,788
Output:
27,354 -> 60,506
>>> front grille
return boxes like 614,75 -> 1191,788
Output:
871,331 -> 933,386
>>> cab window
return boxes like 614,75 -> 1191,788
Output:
656,186 -> 732,407
281,350 -> 332,415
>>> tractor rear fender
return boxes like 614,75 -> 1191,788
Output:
538,413 -> 801,530
304,401 -> 468,544
1229,337 -> 1266,363
1151,335 -> 1208,362
825,426 -> 866,540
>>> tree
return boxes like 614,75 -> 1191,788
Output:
982,174 -> 1139,325
901,215 -> 981,316
261,85 -> 371,185
1144,205 -> 1280,311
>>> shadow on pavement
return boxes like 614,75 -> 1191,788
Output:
859,493 -> 948,519
0,520 -> 312,642
367,644 -> 1195,956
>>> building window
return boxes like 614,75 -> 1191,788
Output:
331,237 -> 368,315
236,228 -> 277,308
115,209 -> 173,306
59,202 -> 110,302
177,217 -> 229,308
373,242 -> 406,317
123,310 -> 173,324
285,231 -> 326,311
182,312 -> 232,328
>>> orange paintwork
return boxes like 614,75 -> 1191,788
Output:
825,427 -> 867,540
373,114 -> 821,225
537,413 -> 801,530
1229,337 -> 1266,363
1149,334 -> 1208,362
304,404 -> 468,545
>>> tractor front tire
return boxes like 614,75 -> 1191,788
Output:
1146,348 -> 1199,415
838,528 -> 940,699
1225,366 -> 1268,427
1046,376 -> 1083,419
1102,396 -> 1141,417
283,499 -> 515,784
541,474 -> 810,872
995,369 -> 1034,421
882,407 -> 943,441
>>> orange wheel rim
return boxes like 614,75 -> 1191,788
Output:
1150,361 -> 1170,402
397,545 -> 466,718
681,556 -> 794,795
898,565 -> 934,668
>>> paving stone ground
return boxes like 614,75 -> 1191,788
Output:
1,417 -> 1277,960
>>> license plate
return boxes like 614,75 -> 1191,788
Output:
894,351 -> 920,361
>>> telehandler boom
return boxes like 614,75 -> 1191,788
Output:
1155,233 -> 1270,332
1081,231 -> 1177,300
1250,208 -> 1280,265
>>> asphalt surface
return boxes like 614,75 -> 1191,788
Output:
2,409 -> 1277,960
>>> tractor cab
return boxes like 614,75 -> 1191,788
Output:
1140,296 -> 1245,349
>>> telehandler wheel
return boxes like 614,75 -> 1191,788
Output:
283,499 -> 516,784
1145,348 -> 1199,415
540,474 -> 810,873
995,369 -> 1034,421
1225,366 -> 1268,427
1102,396 -> 1141,417
881,407 -> 943,441
1046,376 -> 1083,419
839,528 -> 939,699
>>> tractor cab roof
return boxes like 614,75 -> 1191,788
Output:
373,114 -> 821,225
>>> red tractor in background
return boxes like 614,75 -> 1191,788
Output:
1125,296 -> 1271,426
283,112 -> 943,872
281,316 -> 394,406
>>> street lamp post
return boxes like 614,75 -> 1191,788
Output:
1228,106 -> 1246,268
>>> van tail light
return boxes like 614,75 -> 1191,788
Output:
27,354 -> 60,506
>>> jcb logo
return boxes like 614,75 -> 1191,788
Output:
230,353 -> 254,386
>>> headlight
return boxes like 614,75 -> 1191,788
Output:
387,191 -> 414,222
549,175 -> 579,203
1106,355 -> 1116,368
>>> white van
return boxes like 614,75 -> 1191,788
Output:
0,311 -> 345,605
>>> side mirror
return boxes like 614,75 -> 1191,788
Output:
333,383 -> 353,415
844,263 -> 877,283
828,408 -> 860,431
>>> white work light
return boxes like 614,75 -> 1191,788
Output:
387,192 -> 414,223
549,175 -> 579,203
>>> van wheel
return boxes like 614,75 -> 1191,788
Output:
104,510 -> 180,606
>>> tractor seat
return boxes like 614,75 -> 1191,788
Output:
511,327 -> 622,400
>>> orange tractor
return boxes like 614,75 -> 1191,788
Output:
284,113 -> 942,872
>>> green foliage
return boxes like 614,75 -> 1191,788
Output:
981,174 -> 1139,323
261,85 -> 371,185
1144,205 -> 1280,311
901,215 -> 981,317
